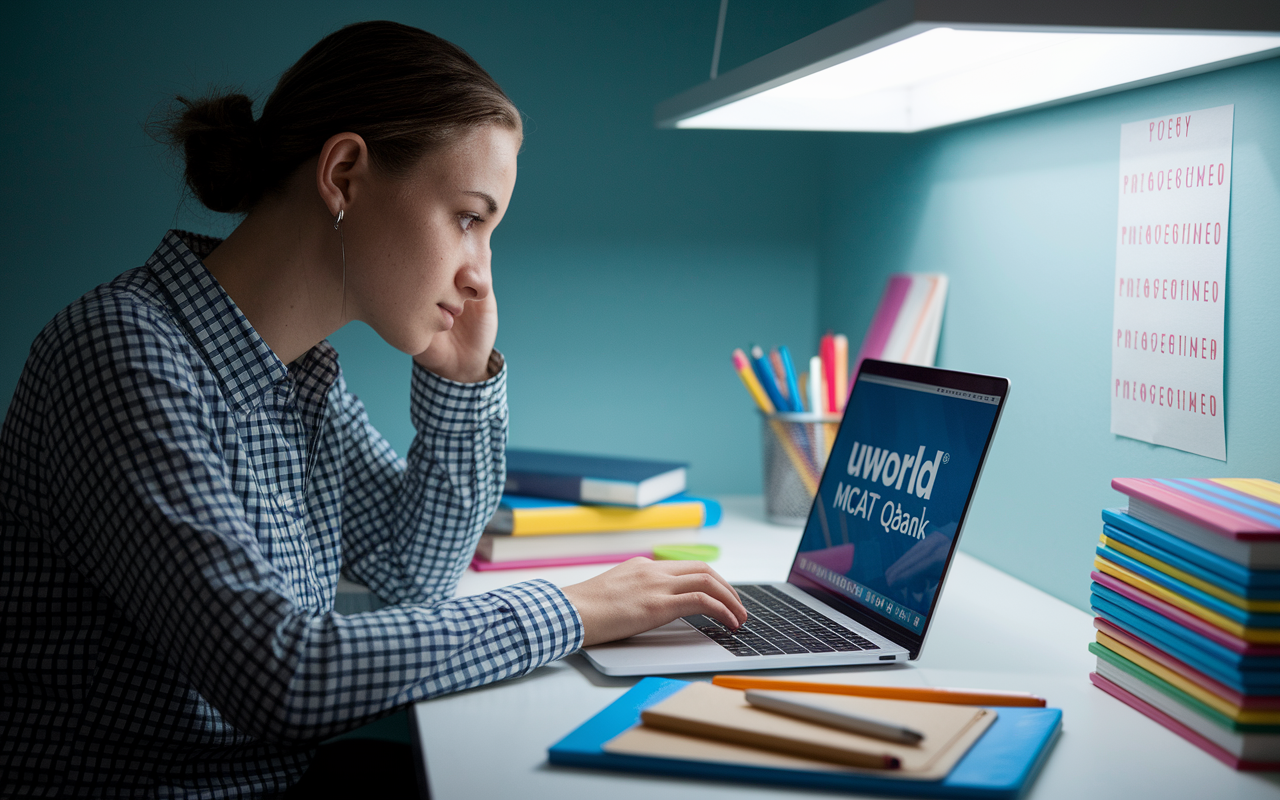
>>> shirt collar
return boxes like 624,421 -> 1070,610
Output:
146,230 -> 295,412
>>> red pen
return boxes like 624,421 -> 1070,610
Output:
820,332 -> 837,413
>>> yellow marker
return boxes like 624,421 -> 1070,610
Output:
732,348 -> 775,413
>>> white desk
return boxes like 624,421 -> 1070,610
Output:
413,497 -> 1280,799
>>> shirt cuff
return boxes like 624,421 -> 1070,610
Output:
409,353 -> 507,436
484,579 -> 584,669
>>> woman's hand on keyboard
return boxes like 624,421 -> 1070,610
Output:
561,558 -> 748,647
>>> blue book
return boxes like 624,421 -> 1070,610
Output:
1090,586 -> 1280,676
1102,509 -> 1280,591
1091,605 -> 1280,694
548,678 -> 1062,800
505,450 -> 687,507
1096,544 -> 1280,627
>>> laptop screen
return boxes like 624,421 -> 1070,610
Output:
786,359 -> 1009,656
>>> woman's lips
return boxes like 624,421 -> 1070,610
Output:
439,303 -> 461,329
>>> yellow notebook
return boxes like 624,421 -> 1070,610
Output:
485,496 -> 713,536
625,682 -> 994,777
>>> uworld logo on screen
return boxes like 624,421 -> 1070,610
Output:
847,443 -> 945,498
829,443 -> 947,540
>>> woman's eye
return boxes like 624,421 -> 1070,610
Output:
460,213 -> 484,232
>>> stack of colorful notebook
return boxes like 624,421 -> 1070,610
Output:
472,449 -> 720,571
1089,477 -> 1280,770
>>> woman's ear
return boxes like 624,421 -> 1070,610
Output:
316,132 -> 369,218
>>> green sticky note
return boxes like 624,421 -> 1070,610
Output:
652,544 -> 720,562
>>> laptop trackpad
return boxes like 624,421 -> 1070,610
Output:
585,619 -> 718,655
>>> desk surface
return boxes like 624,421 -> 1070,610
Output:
413,497 -> 1280,799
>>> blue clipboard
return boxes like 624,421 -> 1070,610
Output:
549,678 -> 1062,799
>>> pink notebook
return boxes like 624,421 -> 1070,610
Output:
1112,478 -> 1280,541
851,273 -> 947,380
1090,672 -> 1280,771
470,552 -> 650,571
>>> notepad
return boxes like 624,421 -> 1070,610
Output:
613,682 -> 994,779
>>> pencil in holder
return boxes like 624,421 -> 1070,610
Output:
760,412 -> 841,526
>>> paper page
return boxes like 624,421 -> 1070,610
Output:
612,682 -> 993,779
1110,105 -> 1231,460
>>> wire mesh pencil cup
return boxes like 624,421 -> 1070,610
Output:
760,412 -> 841,525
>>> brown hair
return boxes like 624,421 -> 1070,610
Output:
165,21 -> 521,214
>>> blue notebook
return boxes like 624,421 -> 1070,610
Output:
1091,607 -> 1280,694
505,450 -> 688,507
1102,509 -> 1280,592
1096,544 -> 1280,627
548,678 -> 1062,800
1090,587 -> 1280,680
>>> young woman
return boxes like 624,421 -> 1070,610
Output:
0,21 -> 745,798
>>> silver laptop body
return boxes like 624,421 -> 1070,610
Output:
583,359 -> 1010,677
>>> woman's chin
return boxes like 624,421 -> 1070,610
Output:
378,328 -> 435,357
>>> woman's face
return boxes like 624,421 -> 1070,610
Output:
345,124 -> 519,355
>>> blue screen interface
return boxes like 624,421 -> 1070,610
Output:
788,374 -> 1001,635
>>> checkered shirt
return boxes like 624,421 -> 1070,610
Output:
0,231 -> 583,797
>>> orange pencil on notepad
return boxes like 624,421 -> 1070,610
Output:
711,676 -> 1048,707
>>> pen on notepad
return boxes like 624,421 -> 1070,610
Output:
745,690 -> 924,745
714,676 -> 1048,707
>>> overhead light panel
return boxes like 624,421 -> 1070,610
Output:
656,2 -> 1280,133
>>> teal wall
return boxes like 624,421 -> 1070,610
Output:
819,57 -> 1280,610
1,2 -> 837,496
5,3 -> 1278,609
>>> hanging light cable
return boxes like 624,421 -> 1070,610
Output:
710,0 -> 729,80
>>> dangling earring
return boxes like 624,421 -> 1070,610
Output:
334,209 -> 346,318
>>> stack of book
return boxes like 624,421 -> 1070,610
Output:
1089,477 -> 1280,770
473,449 -> 720,571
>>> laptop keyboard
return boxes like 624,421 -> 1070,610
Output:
683,584 -> 880,657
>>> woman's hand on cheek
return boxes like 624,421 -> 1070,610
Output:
412,291 -> 499,383
560,558 -> 749,647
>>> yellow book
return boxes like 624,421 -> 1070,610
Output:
485,495 -> 718,536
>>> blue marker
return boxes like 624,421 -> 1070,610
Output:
749,345 -> 788,413
777,345 -> 803,413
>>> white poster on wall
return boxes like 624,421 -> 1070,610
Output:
1111,105 -> 1231,461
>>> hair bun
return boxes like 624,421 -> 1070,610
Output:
170,93 -> 263,213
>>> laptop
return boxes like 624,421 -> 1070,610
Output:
582,358 -> 1011,676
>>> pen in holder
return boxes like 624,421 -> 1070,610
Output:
761,412 -> 841,526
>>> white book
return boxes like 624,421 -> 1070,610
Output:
1096,658 -> 1280,761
